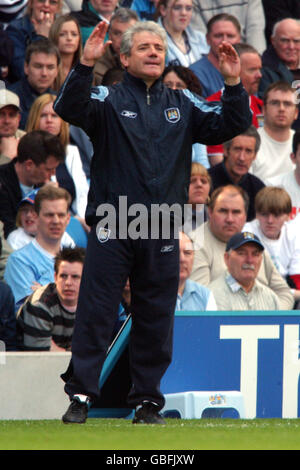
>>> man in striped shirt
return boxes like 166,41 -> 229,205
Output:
16,247 -> 85,351
209,231 -> 280,311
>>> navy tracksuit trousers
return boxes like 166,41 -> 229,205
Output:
64,225 -> 179,410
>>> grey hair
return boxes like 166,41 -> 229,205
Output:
120,21 -> 168,56
110,7 -> 139,26
223,125 -> 261,154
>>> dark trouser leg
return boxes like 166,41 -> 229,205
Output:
64,227 -> 133,401
127,237 -> 179,410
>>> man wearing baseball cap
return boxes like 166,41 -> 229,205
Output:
0,89 -> 25,166
209,231 -> 280,310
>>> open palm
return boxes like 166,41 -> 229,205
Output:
81,22 -> 111,66
218,42 -> 241,81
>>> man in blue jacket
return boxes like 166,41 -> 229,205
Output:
55,20 -> 252,425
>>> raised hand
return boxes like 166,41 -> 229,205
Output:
218,41 -> 241,86
81,21 -> 112,67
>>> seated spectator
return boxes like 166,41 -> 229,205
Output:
7,188 -> 76,250
4,185 -> 72,310
266,130 -> 300,218
8,39 -> 59,129
49,13 -> 83,92
0,89 -> 25,166
26,93 -> 89,231
189,13 -> 241,97
209,232 -> 280,310
209,125 -> 265,221
0,280 -> 17,351
156,0 -> 209,67
250,81 -> 298,183
162,64 -> 209,168
0,25 -> 15,85
206,43 -> 263,166
72,0 -> 119,46
259,18 -> 300,98
189,184 -> 294,310
176,231 -> 217,311
189,0 -> 266,55
17,246 -> 85,351
6,0 -> 62,82
244,186 -> 300,304
0,130 -> 65,238
93,8 -> 138,86
185,162 -> 211,231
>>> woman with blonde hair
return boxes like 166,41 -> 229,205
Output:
26,93 -> 90,232
49,13 -> 83,91
156,0 -> 208,67
187,162 -> 211,230
6,0 -> 62,81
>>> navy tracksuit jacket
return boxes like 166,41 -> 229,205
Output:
54,64 -> 252,408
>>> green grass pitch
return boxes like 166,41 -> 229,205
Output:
1,418 -> 300,450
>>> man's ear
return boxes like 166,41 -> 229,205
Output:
290,152 -> 296,164
120,53 -> 129,69
24,159 -> 34,171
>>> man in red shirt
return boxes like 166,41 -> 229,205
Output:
207,43 -> 263,166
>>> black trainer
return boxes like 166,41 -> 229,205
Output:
132,401 -> 166,424
62,397 -> 89,424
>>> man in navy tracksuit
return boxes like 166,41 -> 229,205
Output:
55,20 -> 252,424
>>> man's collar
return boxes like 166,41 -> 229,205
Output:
225,272 -> 256,294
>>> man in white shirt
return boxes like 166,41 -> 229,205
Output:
266,130 -> 300,218
250,81 -> 298,182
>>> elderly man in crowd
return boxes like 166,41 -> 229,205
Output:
176,231 -> 216,311
190,184 -> 294,310
259,18 -> 300,95
209,232 -> 280,310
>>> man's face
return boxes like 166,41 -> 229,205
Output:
179,233 -> 194,284
109,19 -> 137,55
120,31 -> 166,86
271,20 -> 300,68
24,155 -> 60,185
224,243 -> 263,290
206,20 -> 241,58
264,89 -> 298,130
224,135 -> 257,182
55,260 -> 83,307
0,105 -> 21,137
24,52 -> 58,94
36,198 -> 70,242
256,211 -> 289,240
240,52 -> 262,95
208,191 -> 247,242
90,0 -> 118,17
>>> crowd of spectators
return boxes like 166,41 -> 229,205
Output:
0,0 -> 300,353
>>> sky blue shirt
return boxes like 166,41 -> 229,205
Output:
4,240 -> 55,310
176,279 -> 217,311
190,56 -> 224,98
